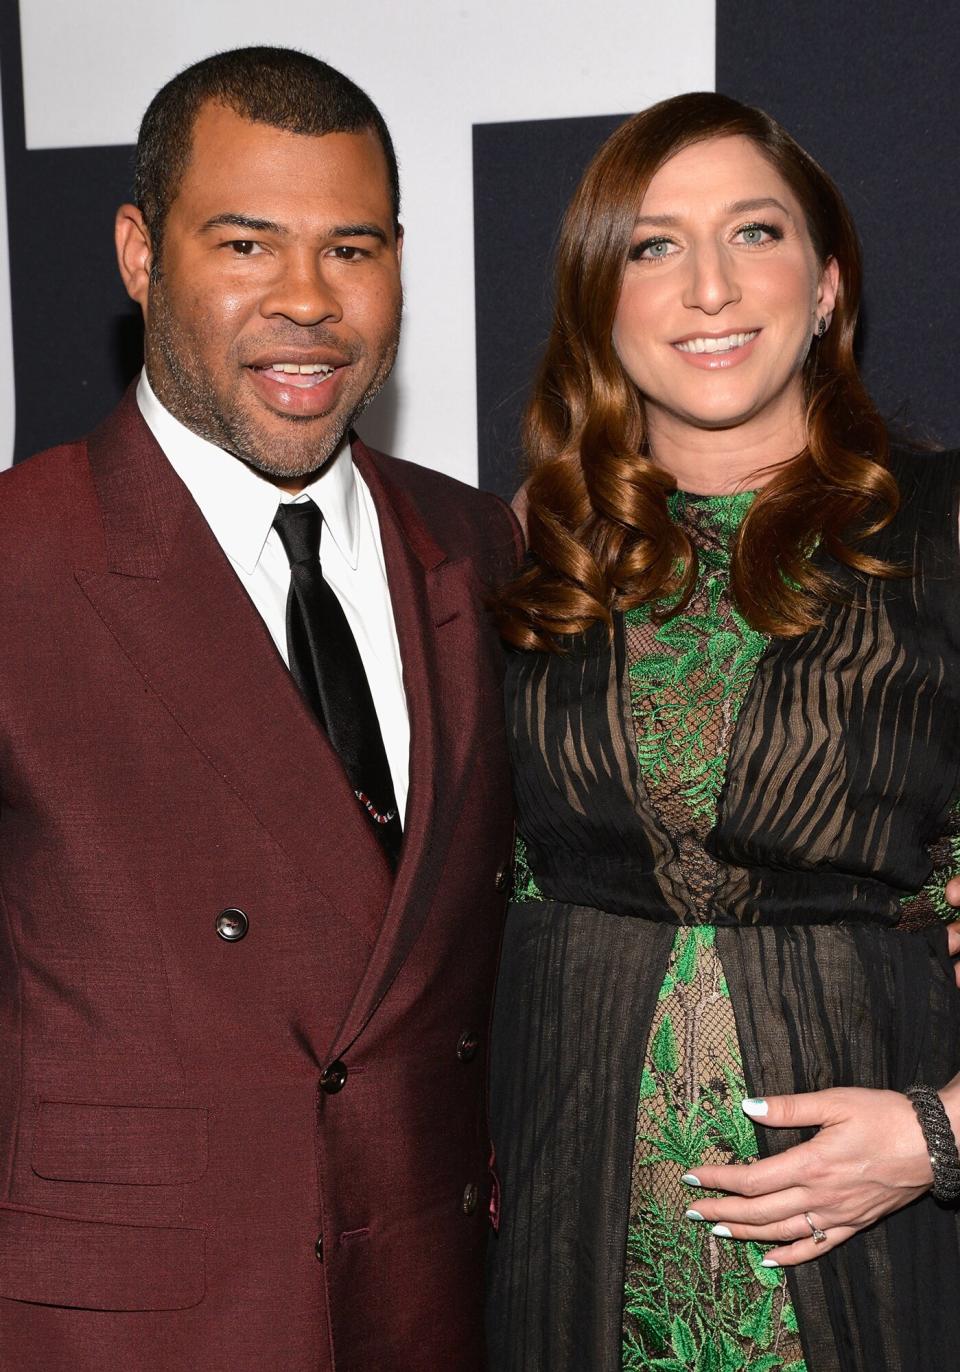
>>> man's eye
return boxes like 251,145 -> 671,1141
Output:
227,240 -> 260,255
629,237 -> 678,262
331,245 -> 368,260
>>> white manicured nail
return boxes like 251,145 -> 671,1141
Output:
684,1209 -> 705,1221
761,1258 -> 780,1268
681,1173 -> 701,1186
741,1098 -> 768,1117
711,1224 -> 732,1238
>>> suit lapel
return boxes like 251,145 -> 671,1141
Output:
329,440 -> 485,1056
77,394 -> 392,946
76,396 -> 483,1052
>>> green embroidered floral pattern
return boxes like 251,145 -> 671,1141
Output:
513,832 -> 543,902
900,800 -> 960,926
510,489 -> 955,1370
628,490 -> 766,823
623,928 -> 805,1372
621,491 -> 807,1372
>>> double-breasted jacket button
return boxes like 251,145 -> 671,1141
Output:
461,1182 -> 479,1216
215,908 -> 248,941
315,1235 -> 324,1262
494,864 -> 510,893
457,1030 -> 479,1063
320,1060 -> 348,1094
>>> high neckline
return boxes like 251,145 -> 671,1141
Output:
669,487 -> 758,504
667,487 -> 756,548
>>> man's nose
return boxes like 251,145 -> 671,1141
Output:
681,242 -> 741,316
260,252 -> 343,326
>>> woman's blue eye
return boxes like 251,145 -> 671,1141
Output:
736,222 -> 781,246
630,237 -> 676,261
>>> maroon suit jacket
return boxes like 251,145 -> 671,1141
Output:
0,391 -> 521,1371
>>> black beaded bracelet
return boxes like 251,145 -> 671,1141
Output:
906,1084 -> 960,1203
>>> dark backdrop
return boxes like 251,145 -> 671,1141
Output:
475,1 -> 960,497
4,2 -> 958,489
0,2 -> 142,466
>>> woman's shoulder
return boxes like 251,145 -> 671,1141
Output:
880,443 -> 960,568
887,442 -> 960,485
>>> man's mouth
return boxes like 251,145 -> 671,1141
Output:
253,362 -> 337,389
674,330 -> 759,355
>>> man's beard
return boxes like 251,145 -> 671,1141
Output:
144,280 -> 401,481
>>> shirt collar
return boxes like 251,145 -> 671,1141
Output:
136,370 -> 360,573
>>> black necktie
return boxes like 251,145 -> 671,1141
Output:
272,500 -> 401,867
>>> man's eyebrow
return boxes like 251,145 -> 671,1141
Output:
632,197 -> 793,230
201,213 -> 287,235
199,214 -> 389,245
330,222 -> 389,244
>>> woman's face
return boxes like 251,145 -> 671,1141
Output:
612,134 -> 839,445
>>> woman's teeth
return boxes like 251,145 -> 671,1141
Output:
675,331 -> 758,355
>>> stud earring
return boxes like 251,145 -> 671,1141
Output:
816,317 -> 827,338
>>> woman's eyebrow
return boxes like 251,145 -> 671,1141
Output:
723,196 -> 792,217
633,197 -> 793,230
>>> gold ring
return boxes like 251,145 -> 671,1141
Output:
804,1211 -> 827,1244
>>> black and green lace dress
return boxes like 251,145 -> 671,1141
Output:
487,453 -> 960,1372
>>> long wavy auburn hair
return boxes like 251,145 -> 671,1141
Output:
496,92 -> 898,651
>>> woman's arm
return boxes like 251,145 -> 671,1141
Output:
688,889 -> 960,1262
680,1078 -> 960,1266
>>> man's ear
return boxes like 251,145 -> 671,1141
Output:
394,222 -> 404,269
115,204 -> 154,316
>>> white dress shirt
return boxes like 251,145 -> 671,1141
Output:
136,371 -> 410,823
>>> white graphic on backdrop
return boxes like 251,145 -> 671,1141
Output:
0,57 -> 15,471
5,0 -> 715,478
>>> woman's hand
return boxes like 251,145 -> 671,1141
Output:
944,878 -> 960,986
682,1087 -> 935,1266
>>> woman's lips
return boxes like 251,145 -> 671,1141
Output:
672,329 -> 761,370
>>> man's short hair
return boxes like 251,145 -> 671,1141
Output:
134,46 -> 400,260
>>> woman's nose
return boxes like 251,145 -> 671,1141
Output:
681,243 -> 741,315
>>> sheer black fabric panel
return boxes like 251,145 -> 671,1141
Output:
487,901 -> 675,1371
490,451 -> 960,1370
720,921 -> 960,1371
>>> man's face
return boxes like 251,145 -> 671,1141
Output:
122,102 -> 402,485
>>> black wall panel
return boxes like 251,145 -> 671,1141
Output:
0,4 -> 142,464
6,1 -> 959,489
474,3 -> 960,495
716,0 -> 960,456
473,113 -> 626,499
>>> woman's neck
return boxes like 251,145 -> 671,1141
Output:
644,403 -> 806,495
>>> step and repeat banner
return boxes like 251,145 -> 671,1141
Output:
1,2 -> 957,496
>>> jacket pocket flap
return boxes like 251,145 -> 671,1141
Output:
32,1101 -> 207,1185
0,1203 -> 205,1310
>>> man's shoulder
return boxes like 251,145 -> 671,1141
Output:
0,438 -> 97,556
370,445 -> 504,519
358,441 -> 522,572
0,428 -> 107,595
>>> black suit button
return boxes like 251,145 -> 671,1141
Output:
461,1182 -> 479,1216
320,1060 -> 348,1094
315,1235 -> 324,1261
215,908 -> 248,941
494,865 -> 510,892
457,1030 -> 479,1063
